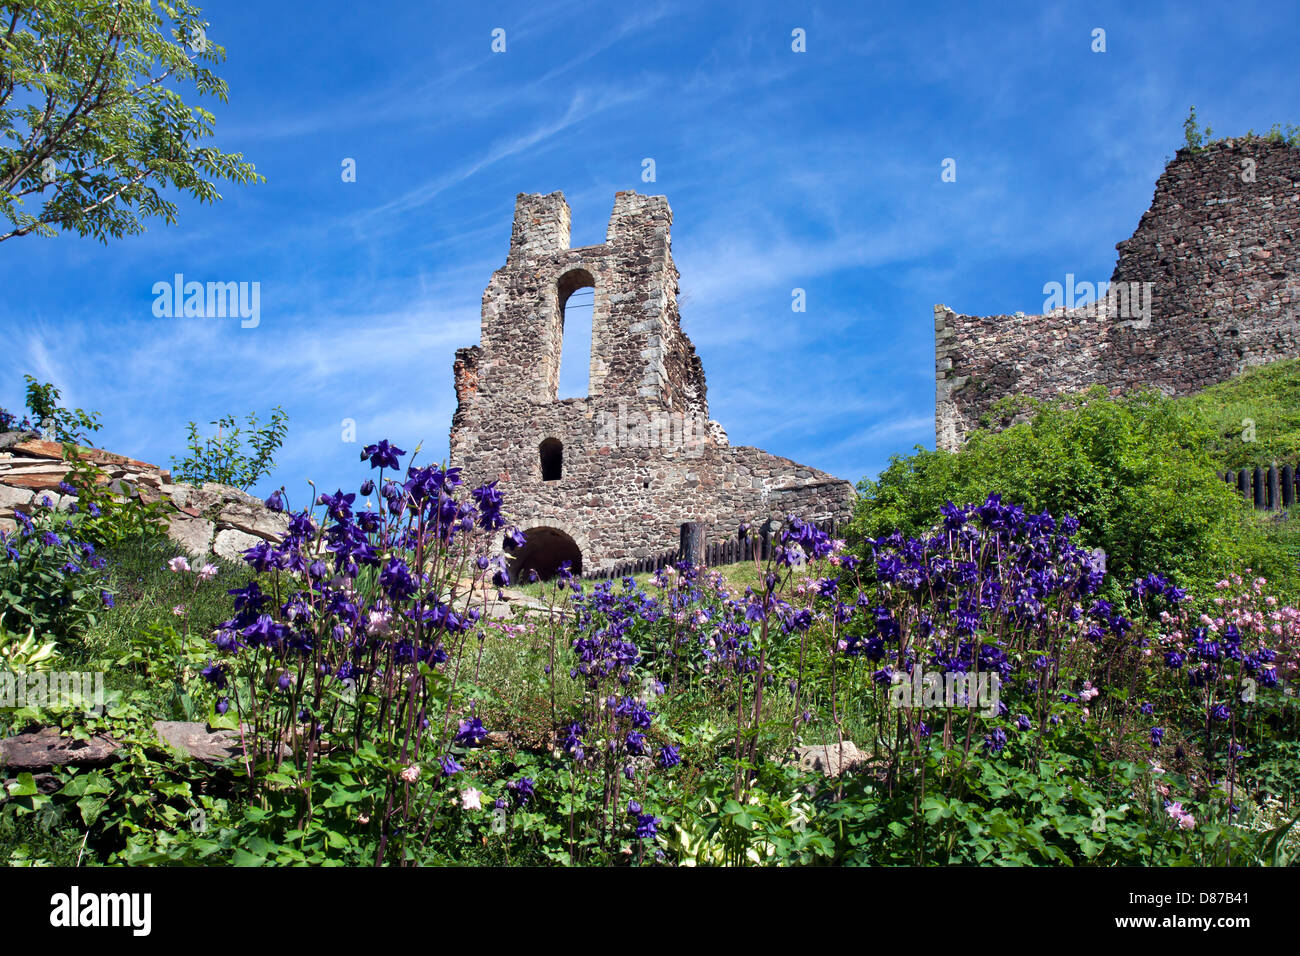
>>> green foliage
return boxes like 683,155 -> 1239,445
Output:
0,623 -> 58,672
1180,106 -> 1299,152
0,0 -> 264,243
853,387 -> 1289,595
0,445 -> 167,650
1182,357 -> 1300,469
0,499 -> 110,644
170,406 -> 288,490
61,444 -> 170,548
820,746 -> 1269,866
19,375 -> 100,443
8,444 -> 1300,868
1183,105 -> 1212,151
80,534 -> 249,716
0,801 -> 85,866
1246,122 -> 1300,147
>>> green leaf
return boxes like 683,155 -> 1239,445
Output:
6,773 -> 39,797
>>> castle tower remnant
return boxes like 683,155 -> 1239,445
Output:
451,191 -> 854,578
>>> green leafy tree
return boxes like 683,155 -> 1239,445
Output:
171,406 -> 288,490
0,0 -> 263,243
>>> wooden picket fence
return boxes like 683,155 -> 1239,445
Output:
1219,463 -> 1300,511
583,517 -> 845,580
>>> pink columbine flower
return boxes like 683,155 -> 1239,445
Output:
1166,801 -> 1196,829
168,556 -> 191,573
198,563 -> 219,582
400,764 -> 420,783
460,788 -> 483,811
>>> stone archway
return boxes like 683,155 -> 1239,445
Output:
507,525 -> 583,581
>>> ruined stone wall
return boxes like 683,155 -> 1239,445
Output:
451,191 -> 855,573
936,139 -> 1300,449
0,432 -> 287,561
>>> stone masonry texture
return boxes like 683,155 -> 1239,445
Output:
0,431 -> 287,561
451,191 -> 856,576
935,139 -> 1300,450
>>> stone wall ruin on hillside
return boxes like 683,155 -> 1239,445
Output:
936,139 -> 1300,450
0,432 -> 286,561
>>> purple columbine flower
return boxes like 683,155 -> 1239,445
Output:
438,754 -> 463,776
454,716 -> 488,747
508,777 -> 535,806
361,440 -> 405,471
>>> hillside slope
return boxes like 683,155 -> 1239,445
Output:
1183,357 -> 1300,470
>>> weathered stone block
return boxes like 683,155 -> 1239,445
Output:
212,528 -> 263,562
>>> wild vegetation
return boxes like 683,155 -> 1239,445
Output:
3,369 -> 1300,865
855,382 -> 1300,601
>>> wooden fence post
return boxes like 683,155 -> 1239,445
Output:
680,522 -> 705,567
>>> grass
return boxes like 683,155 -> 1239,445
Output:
0,809 -> 86,867
76,533 -> 251,713
501,556 -> 882,753
1183,357 -> 1300,469
512,558 -> 769,601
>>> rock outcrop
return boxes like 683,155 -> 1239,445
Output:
0,432 -> 286,560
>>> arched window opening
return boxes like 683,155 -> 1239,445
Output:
540,437 -> 563,481
557,269 -> 594,399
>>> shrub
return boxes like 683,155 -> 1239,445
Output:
0,447 -> 165,648
134,440 -> 691,865
0,494 -> 112,644
852,387 -> 1294,597
19,376 -> 102,444
14,474 -> 1299,867
59,445 -> 170,548
171,406 -> 288,490
811,494 -> 1297,863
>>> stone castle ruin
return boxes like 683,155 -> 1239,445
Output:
450,191 -> 855,578
936,139 -> 1300,450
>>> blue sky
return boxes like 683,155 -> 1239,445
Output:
3,0 -> 1298,503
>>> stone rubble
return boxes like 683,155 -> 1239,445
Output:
0,431 -> 287,559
